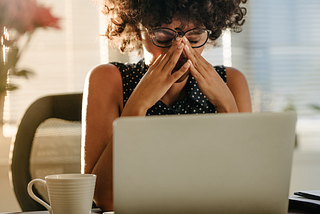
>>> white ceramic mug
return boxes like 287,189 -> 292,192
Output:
27,174 -> 96,214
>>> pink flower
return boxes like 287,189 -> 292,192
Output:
33,5 -> 60,29
0,0 -> 60,34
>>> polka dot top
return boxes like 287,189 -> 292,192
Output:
110,58 -> 227,116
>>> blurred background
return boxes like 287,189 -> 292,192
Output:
1,0 -> 320,212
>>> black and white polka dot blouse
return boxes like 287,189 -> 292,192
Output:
111,58 -> 227,116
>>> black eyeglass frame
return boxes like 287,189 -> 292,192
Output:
145,27 -> 212,48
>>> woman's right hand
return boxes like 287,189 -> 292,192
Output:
121,37 -> 190,116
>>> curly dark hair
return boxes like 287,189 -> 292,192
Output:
97,0 -> 247,53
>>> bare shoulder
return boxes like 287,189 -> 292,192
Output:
225,67 -> 247,83
225,67 -> 252,112
84,63 -> 123,111
86,64 -> 122,90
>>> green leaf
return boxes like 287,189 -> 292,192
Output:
11,69 -> 35,79
309,104 -> 320,111
6,83 -> 19,91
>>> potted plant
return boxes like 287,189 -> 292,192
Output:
0,0 -> 60,124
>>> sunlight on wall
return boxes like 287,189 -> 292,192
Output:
222,29 -> 232,67
65,0 -> 75,92
99,5 -> 109,64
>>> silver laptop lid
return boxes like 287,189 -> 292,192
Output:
113,112 -> 297,214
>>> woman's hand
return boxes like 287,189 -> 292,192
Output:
182,37 -> 239,113
121,38 -> 191,116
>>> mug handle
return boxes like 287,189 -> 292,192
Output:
27,179 -> 52,213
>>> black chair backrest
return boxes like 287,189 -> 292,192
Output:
10,93 -> 83,211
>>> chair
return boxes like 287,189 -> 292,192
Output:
9,93 -> 83,211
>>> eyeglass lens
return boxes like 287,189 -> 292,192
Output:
150,28 -> 209,48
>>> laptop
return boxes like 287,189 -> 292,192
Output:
113,112 -> 297,214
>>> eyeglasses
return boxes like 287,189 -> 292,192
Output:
146,27 -> 212,48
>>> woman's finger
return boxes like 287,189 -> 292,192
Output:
156,38 -> 185,74
183,37 -> 207,65
188,59 -> 204,81
182,37 -> 214,78
170,60 -> 190,81
148,54 -> 164,70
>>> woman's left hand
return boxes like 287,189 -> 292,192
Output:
182,37 -> 238,113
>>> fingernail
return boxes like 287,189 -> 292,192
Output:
178,43 -> 184,49
183,61 -> 190,68
184,45 -> 189,50
176,37 -> 181,41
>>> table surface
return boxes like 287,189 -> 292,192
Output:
4,206 -> 319,214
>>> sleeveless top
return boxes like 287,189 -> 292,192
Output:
111,58 -> 227,116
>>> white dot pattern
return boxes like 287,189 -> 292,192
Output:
110,59 -> 227,116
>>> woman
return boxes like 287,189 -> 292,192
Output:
83,0 -> 251,211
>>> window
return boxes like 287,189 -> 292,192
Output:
231,0 -> 320,150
